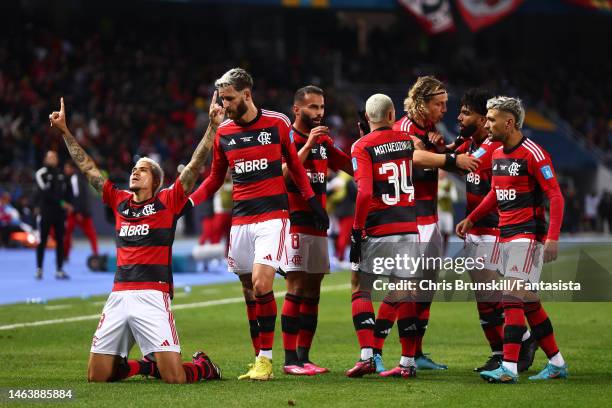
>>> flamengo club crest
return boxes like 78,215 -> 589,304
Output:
320,145 -> 327,159
508,162 -> 521,176
258,131 -> 272,145
142,203 -> 156,216
291,254 -> 302,266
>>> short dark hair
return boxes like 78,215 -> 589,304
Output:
461,88 -> 493,116
294,85 -> 324,104
214,68 -> 254,91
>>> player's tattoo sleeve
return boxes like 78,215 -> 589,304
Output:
61,130 -> 106,193
180,123 -> 218,193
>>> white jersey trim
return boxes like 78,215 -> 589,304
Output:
262,109 -> 291,127
524,139 -> 545,162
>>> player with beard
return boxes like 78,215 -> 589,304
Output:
189,69 -> 328,381
454,89 -> 538,373
372,76 -> 449,372
457,96 -> 567,383
280,86 -> 352,375
49,95 -> 223,384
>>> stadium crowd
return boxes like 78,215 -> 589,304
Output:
1,7 -> 610,244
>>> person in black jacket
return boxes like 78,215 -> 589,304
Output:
35,150 -> 72,279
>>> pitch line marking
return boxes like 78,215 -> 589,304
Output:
0,283 -> 351,331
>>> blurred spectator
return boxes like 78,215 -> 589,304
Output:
437,170 -> 458,254
13,194 -> 35,228
598,191 -> 612,234
0,191 -> 21,246
561,184 -> 581,234
584,191 -> 600,232
327,172 -> 356,263
211,172 -> 233,252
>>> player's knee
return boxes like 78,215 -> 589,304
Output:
286,275 -> 304,296
242,285 -> 254,300
87,369 -> 111,383
161,374 -> 183,384
252,274 -> 273,295
253,280 -> 272,295
302,282 -> 321,299
159,366 -> 185,384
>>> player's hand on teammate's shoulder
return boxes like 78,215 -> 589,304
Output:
49,97 -> 69,134
543,239 -> 558,263
456,153 -> 480,173
208,90 -> 225,126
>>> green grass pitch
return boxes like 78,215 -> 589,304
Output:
1,271 -> 611,407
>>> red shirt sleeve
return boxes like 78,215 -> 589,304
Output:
530,153 -> 564,241
157,177 -> 189,215
102,179 -> 118,207
282,121 -> 315,200
324,136 -> 353,175
351,141 -> 373,230
454,141 -> 469,154
102,179 -> 132,209
467,189 -> 497,223
189,134 -> 228,207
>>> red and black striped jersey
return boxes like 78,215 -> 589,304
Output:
456,138 -> 502,236
352,128 -> 417,237
394,116 -> 440,225
190,109 -> 314,225
469,137 -> 564,242
286,127 -> 351,236
103,178 -> 188,294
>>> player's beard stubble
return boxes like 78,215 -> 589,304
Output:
459,123 -> 478,138
300,110 -> 322,132
227,98 -> 248,121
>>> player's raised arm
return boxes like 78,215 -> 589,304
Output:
49,98 -> 106,193
189,135 -> 229,208
179,90 -> 226,193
